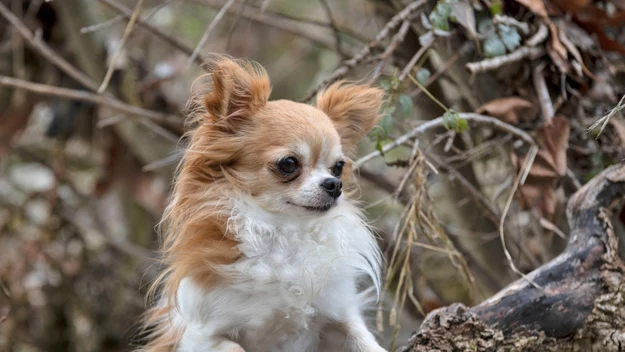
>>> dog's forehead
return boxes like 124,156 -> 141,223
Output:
255,100 -> 342,161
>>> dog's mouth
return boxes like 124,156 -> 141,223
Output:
288,201 -> 336,212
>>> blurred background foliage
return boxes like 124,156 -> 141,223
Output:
0,0 -> 624,351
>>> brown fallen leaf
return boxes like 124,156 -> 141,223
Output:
557,21 -> 599,80
514,0 -> 548,18
476,97 -> 537,125
547,44 -> 571,74
511,116 -> 570,220
550,0 -> 591,14
511,152 -> 559,220
547,22 -> 568,59
536,116 -> 570,176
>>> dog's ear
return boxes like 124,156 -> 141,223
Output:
316,81 -> 384,156
203,58 -> 271,132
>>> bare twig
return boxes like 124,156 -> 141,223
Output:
98,0 -> 200,63
373,20 -> 411,76
0,3 -> 182,139
539,217 -> 566,239
192,0 -> 347,53
0,75 -> 183,130
80,0 -> 172,34
499,145 -> 541,288
426,153 -> 501,225
533,63 -> 554,122
409,42 -> 472,98
188,0 -> 237,67
300,0 -> 428,102
0,1 -> 99,91
493,14 -> 530,35
217,0 -> 368,43
466,47 -> 544,73
98,0 -> 144,93
354,113 -> 536,169
398,32 -> 434,82
81,15 -> 123,34
587,94 -> 625,137
319,0 -> 345,56
566,168 -> 583,190
526,23 -> 548,47
393,141 -> 422,199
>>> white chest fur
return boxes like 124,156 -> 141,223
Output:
175,199 -> 381,352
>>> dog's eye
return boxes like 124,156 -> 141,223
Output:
332,160 -> 346,177
277,157 -> 298,175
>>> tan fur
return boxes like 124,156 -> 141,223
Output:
137,56 -> 384,351
316,82 -> 385,157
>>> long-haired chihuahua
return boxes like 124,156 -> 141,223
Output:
138,56 -> 387,352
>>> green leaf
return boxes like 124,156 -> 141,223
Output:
429,1 -> 453,31
477,15 -> 494,34
389,74 -> 401,91
490,0 -> 503,15
443,111 -> 468,132
438,2 -> 453,18
499,24 -> 521,51
399,94 -> 413,117
483,35 -> 506,57
375,139 -> 385,155
380,113 -> 394,134
379,79 -> 391,91
416,68 -> 431,85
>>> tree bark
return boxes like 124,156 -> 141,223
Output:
401,163 -> 625,351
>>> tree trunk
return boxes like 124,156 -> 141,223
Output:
401,163 -> 625,351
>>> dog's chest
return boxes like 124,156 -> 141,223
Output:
229,225 -> 357,351
231,222 -> 356,319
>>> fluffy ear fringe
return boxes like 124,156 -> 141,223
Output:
316,81 -> 385,156
186,54 -> 272,133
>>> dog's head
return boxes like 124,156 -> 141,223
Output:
187,58 -> 384,215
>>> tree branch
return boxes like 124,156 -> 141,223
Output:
402,163 -> 625,351
299,0 -> 428,102
354,113 -> 535,169
0,75 -> 183,133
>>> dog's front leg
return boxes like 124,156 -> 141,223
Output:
178,330 -> 245,352
320,314 -> 387,352
342,315 -> 387,352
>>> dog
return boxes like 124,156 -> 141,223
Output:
139,56 -> 387,352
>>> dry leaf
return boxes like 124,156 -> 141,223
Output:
547,44 -> 571,74
449,1 -> 477,39
536,116 -> 570,176
550,0 -> 591,13
518,182 -> 558,219
476,97 -> 537,125
547,22 -> 568,59
511,152 -> 559,219
512,116 -> 570,220
558,21 -> 598,79
514,0 -> 548,18
527,151 -> 563,179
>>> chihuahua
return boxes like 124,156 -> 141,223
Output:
139,56 -> 387,352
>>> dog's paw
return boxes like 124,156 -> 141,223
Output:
214,340 -> 245,352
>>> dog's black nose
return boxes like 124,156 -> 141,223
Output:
321,178 -> 342,198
